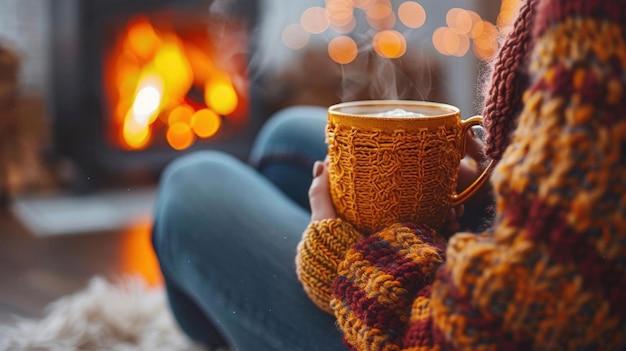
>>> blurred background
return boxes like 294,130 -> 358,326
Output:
0,0 -> 520,323
0,0 -> 518,195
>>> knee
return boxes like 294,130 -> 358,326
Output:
152,151 -> 241,254
262,106 -> 326,140
158,151 -> 239,194
250,105 -> 327,166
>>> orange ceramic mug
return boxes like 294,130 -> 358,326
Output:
327,100 -> 494,234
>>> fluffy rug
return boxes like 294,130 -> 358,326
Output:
0,276 -> 207,351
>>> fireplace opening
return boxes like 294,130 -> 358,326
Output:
49,0 -> 263,190
103,12 -> 249,152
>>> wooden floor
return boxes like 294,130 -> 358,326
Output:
0,204 -> 162,324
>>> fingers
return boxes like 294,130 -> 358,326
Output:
465,127 -> 486,163
309,159 -> 337,221
442,203 -> 465,237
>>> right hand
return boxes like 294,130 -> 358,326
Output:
308,158 -> 337,222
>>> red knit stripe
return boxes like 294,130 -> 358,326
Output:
504,192 -> 626,319
333,275 -> 407,342
530,62 -> 626,118
354,230 -> 446,293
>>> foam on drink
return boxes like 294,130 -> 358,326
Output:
369,108 -> 426,117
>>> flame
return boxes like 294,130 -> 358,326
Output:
105,15 -> 249,151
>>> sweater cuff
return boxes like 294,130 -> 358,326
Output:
295,218 -> 363,314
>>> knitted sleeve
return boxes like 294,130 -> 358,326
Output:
427,0 -> 626,350
330,223 -> 447,350
295,218 -> 363,314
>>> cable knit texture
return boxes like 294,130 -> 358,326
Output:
296,218 -> 362,314
296,0 -> 626,349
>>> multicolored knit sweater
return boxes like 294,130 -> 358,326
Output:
295,0 -> 626,350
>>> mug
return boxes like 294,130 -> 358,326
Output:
326,100 -> 494,234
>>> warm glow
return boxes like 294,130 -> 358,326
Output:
447,8 -> 473,35
467,11 -> 483,38
398,1 -> 426,29
328,36 -> 358,64
473,20 -> 498,60
205,80 -> 238,115
126,17 -> 161,60
152,39 -> 194,105
366,2 -> 393,20
132,81 -> 162,125
282,23 -> 310,50
191,109 -> 222,138
122,115 -> 151,150
168,105 -> 194,126
166,122 -> 195,150
105,15 -> 249,152
453,34 -> 470,57
373,30 -> 406,59
433,27 -> 449,55
326,0 -> 355,27
301,6 -> 330,34
120,217 -> 163,287
498,0 -> 522,28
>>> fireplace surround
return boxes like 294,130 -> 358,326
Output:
49,0 -> 265,189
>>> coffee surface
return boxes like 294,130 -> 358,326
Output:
368,108 -> 426,117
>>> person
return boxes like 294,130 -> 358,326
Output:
152,0 -> 626,349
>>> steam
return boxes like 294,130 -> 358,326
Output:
338,28 -> 435,102
209,0 -> 437,102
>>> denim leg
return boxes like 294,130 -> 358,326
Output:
152,151 -> 344,351
248,106 -> 328,211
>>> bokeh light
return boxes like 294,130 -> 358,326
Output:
327,0 -> 355,27
204,80 -> 238,115
446,8 -> 473,35
166,122 -> 195,150
366,1 -> 393,20
373,30 -> 406,59
168,105 -> 194,126
328,36 -> 358,64
282,23 -> 310,50
398,1 -> 426,29
191,109 -> 221,138
301,6 -> 330,34
122,115 -> 151,150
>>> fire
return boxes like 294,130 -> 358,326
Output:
104,14 -> 248,151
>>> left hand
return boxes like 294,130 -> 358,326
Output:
308,157 -> 337,222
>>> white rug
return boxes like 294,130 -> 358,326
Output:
0,276 -> 206,351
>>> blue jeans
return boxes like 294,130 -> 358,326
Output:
152,106 -> 346,350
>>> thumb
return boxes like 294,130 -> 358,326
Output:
465,127 -> 487,164
309,160 -> 337,221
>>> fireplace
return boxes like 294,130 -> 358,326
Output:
49,0 -> 264,188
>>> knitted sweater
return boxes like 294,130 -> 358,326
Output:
295,0 -> 626,350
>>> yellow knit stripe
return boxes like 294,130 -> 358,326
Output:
408,296 -> 431,323
295,218 -> 363,314
531,17 -> 626,72
332,298 -> 401,351
336,224 -> 444,309
338,248 -> 412,308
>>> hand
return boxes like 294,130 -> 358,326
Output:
309,158 -> 337,221
443,128 -> 490,236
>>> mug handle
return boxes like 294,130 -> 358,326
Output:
451,115 -> 495,207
